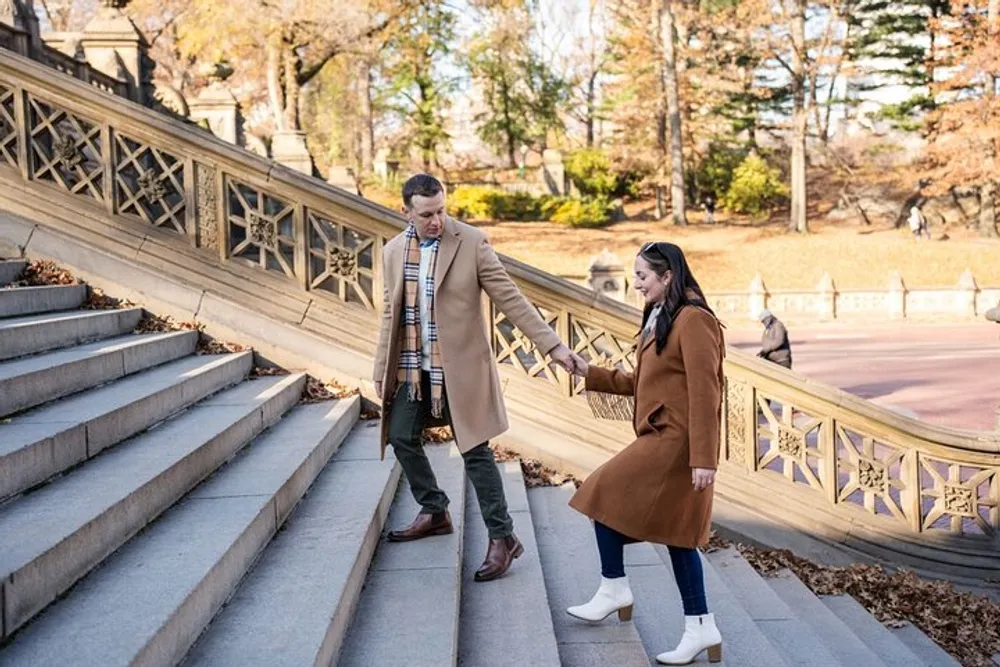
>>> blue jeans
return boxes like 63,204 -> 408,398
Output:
594,521 -> 709,616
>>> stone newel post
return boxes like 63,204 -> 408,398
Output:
80,0 -> 149,105
588,248 -> 626,302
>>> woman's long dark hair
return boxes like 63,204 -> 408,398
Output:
637,242 -> 717,354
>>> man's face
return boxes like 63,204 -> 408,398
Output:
405,191 -> 446,240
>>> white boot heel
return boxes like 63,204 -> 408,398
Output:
566,576 -> 635,623
656,613 -> 723,664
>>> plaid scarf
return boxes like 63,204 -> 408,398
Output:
397,225 -> 445,417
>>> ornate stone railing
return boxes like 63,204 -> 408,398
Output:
0,24 -> 130,100
0,48 -> 996,582
578,253 -> 1000,321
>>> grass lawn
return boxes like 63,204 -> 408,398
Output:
478,214 -> 1000,291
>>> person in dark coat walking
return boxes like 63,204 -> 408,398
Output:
756,309 -> 792,369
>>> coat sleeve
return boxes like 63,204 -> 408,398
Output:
372,251 -> 393,384
477,236 -> 562,356
679,311 -> 723,469
585,365 -> 635,396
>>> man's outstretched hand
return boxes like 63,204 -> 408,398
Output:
550,344 -> 589,376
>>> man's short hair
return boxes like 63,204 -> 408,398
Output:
402,174 -> 444,209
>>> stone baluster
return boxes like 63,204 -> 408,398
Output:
887,270 -> 906,320
588,248 -> 626,302
748,273 -> 767,318
816,271 -> 836,320
957,269 -> 978,317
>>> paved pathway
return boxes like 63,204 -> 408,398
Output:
725,322 -> 1000,431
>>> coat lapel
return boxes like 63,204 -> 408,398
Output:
433,217 -> 462,297
386,240 -> 404,311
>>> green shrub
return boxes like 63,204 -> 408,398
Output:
722,154 -> 789,215
689,141 -> 748,202
449,186 -> 495,221
565,149 -> 618,198
549,197 -> 615,228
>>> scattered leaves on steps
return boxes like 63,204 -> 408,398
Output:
491,445 -> 580,488
7,260 -> 79,287
707,533 -> 1000,667
301,376 -> 359,403
249,366 -> 289,378
132,312 -> 246,355
81,287 -> 134,310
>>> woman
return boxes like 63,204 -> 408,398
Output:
566,241 -> 725,665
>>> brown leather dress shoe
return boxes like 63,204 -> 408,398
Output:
387,511 -> 453,542
474,534 -> 524,582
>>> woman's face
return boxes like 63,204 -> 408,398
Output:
633,255 -> 671,305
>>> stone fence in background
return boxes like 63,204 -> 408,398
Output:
572,248 -> 1000,321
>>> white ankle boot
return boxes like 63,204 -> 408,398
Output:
655,613 -> 722,664
566,576 -> 634,622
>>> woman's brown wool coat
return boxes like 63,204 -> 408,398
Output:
569,306 -> 725,549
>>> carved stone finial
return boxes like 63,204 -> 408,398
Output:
198,61 -> 233,84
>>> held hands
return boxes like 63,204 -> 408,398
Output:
692,468 -> 715,491
549,344 -> 589,376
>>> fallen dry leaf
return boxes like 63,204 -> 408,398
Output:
8,260 -> 80,287
301,376 -> 359,403
249,366 -> 290,378
708,534 -> 999,667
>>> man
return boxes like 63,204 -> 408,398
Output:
373,174 -> 579,582
908,206 -> 930,240
755,309 -> 792,369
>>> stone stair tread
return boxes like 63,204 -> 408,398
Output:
338,443 -> 467,667
0,307 -> 143,360
527,484 -> 650,667
890,623 -> 962,667
0,259 -> 26,286
0,351 -> 252,501
765,569 -> 888,667
0,395 -> 358,666
457,461 -> 561,667
705,546 -> 840,667
821,594 -> 924,667
182,421 -> 399,667
0,330 -> 197,417
0,373 -> 304,640
0,284 -> 87,317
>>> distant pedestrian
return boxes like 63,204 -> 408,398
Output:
755,309 -> 792,369
986,300 -> 999,324
908,206 -> 930,240
704,195 -> 716,225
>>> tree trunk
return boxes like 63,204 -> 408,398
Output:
266,33 -> 286,132
358,57 -> 375,175
788,0 -> 809,233
282,44 -> 300,132
585,72 -> 597,147
980,182 -> 998,238
660,0 -> 686,225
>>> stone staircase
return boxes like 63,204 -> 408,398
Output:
0,259 -> 961,666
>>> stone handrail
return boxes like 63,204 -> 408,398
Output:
0,47 -> 996,580
0,27 -> 130,100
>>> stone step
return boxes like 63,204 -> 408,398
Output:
821,595 -> 923,667
0,330 -> 196,417
0,284 -> 87,317
0,351 -> 252,502
0,307 -> 143,361
457,461 -> 561,667
705,546 -> 840,667
182,420 -> 400,667
0,394 -> 358,666
527,484 -> 650,667
0,374 -> 304,641
0,259 -> 26,286
766,569 -> 888,667
890,623 -> 962,667
338,443 -> 467,667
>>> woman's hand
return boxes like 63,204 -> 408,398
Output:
692,468 -> 715,491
